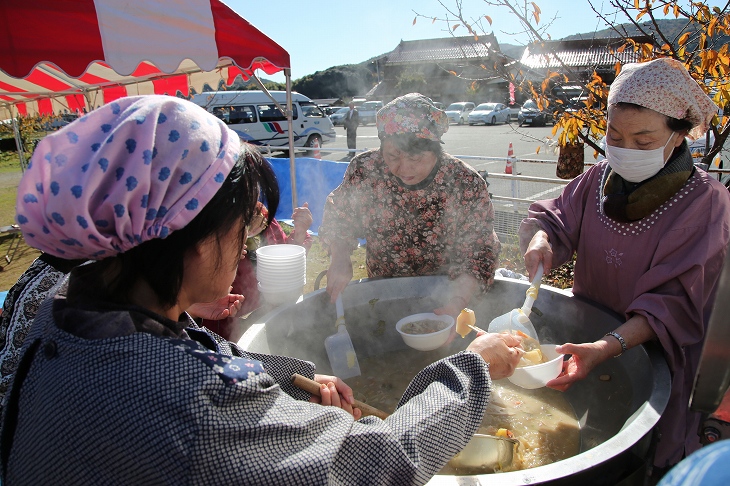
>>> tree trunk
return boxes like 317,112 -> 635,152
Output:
557,143 -> 585,179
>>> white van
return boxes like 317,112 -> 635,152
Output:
190,91 -> 336,149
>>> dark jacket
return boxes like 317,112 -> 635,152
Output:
343,108 -> 359,131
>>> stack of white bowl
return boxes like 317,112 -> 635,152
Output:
256,244 -> 306,306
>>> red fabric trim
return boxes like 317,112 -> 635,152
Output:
25,69 -> 73,93
131,62 -> 160,77
0,0 -> 104,78
0,80 -> 30,96
37,98 -> 53,115
210,0 -> 289,74
153,76 -> 189,97
75,71 -> 109,85
226,65 -> 247,85
102,85 -> 127,103
16,103 -> 27,116
66,95 -> 86,113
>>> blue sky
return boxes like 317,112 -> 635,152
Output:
227,0 -> 724,83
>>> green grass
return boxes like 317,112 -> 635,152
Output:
0,150 -> 24,171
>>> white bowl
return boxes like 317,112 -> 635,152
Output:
256,244 -> 305,259
507,344 -> 564,389
257,260 -> 306,269
258,283 -> 304,306
256,267 -> 306,278
257,279 -> 306,293
256,267 -> 306,277
395,313 -> 455,351
258,277 -> 306,285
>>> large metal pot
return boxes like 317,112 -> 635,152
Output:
238,276 -> 670,485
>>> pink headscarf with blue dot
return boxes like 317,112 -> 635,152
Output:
16,95 -> 241,260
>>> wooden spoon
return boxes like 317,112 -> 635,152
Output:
291,373 -> 390,420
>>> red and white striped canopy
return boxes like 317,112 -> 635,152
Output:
0,0 -> 290,118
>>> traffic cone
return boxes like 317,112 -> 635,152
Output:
505,142 -> 514,174
312,137 -> 321,159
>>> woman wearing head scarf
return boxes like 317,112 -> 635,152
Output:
319,93 -> 501,315
3,95 -> 523,484
519,58 -> 730,474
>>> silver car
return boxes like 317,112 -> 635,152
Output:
329,107 -> 350,126
468,102 -> 511,125
444,102 -> 475,125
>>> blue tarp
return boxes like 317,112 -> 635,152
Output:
266,157 -> 349,234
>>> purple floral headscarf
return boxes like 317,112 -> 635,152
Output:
608,58 -> 719,140
376,93 -> 449,142
15,95 -> 241,260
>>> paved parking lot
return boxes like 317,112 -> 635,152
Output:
318,123 -> 573,179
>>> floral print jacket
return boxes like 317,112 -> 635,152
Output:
319,149 -> 500,292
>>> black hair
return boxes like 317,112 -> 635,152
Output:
69,144 -> 279,308
379,132 -> 444,157
612,102 -> 693,132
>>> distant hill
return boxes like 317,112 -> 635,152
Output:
292,64 -> 378,100
499,43 -> 526,61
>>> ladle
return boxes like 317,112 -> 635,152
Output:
292,373 -> 388,419
487,262 -> 544,339
324,294 -> 361,379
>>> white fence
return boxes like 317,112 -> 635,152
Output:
260,145 -> 730,240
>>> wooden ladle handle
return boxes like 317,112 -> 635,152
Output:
291,373 -> 390,420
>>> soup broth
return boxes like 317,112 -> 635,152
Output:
401,319 -> 449,334
346,349 -> 580,474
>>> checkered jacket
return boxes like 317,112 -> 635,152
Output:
2,299 -> 491,485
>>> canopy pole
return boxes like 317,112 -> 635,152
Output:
248,69 -> 297,210
285,69 -> 297,209
11,108 -> 27,173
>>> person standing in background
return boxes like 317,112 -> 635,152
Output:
343,101 -> 359,159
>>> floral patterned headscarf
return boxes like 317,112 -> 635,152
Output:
608,58 -> 718,140
16,95 -> 240,260
376,93 -> 449,142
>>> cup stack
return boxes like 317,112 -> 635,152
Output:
256,244 -> 306,306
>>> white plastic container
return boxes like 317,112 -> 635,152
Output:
395,313 -> 454,351
256,244 -> 306,295
257,282 -> 304,306
256,244 -> 305,259
507,344 -> 564,389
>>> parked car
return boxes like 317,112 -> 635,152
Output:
445,102 -> 475,125
323,106 -> 343,116
329,107 -> 350,126
358,100 -> 383,125
433,102 -> 445,110
508,103 -> 521,122
518,99 -> 554,127
467,102 -> 511,125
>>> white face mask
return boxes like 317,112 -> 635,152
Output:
606,132 -> 677,183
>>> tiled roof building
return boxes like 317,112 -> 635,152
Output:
368,35 -> 510,104
519,36 -> 654,83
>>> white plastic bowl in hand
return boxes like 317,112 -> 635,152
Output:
395,313 -> 454,351
507,344 -> 564,389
